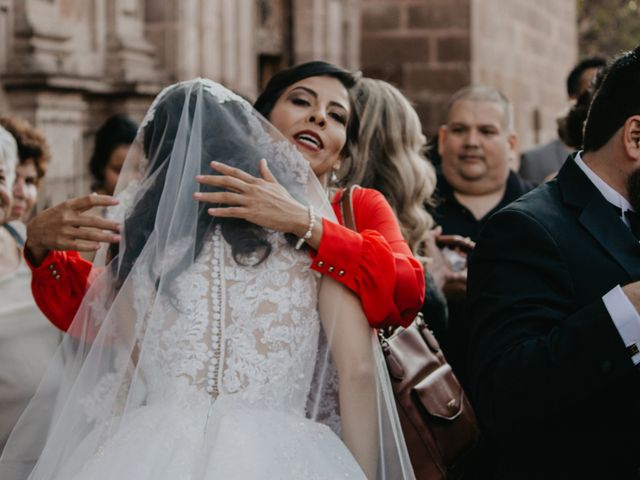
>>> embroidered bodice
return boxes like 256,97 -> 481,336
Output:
136,227 -> 321,414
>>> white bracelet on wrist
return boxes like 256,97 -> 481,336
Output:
295,205 -> 315,250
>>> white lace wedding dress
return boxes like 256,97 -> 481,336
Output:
0,79 -> 414,480
66,227 -> 365,480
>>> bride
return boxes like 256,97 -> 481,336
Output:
0,78 -> 414,479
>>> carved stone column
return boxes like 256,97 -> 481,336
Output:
292,0 -> 359,70
0,0 -> 164,208
105,0 -> 160,82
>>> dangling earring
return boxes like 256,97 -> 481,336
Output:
331,170 -> 338,184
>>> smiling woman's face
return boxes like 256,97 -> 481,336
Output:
10,159 -> 38,221
268,76 -> 350,185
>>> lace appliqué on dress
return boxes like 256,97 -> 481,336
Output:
78,226 -> 326,461
220,230 -> 320,411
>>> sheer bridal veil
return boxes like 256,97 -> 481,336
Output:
0,78 -> 414,479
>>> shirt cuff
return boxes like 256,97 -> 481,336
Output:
309,218 -> 362,287
24,249 -> 59,276
604,285 -> 640,365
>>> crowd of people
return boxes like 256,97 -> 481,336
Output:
0,44 -> 638,479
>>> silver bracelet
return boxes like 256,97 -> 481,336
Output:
295,205 -> 315,250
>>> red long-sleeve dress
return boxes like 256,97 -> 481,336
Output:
28,188 -> 424,331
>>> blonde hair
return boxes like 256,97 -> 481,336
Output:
343,78 -> 436,253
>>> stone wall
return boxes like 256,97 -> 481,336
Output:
1,0 -> 577,209
0,0 -> 360,209
471,0 -> 578,149
145,0 -> 257,97
360,0 -> 471,137
293,0 -> 360,70
360,0 -> 577,149
1,0 -> 163,208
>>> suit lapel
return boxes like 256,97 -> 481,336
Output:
579,196 -> 640,279
558,156 -> 640,280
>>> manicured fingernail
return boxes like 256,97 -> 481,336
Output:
195,175 -> 203,181
193,192 -> 203,199
208,208 -> 217,215
112,235 -> 121,242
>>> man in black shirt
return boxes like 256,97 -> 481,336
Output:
426,85 -> 533,378
431,85 -> 534,242
426,84 -> 535,480
433,167 -> 533,241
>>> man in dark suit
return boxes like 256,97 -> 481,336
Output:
467,46 -> 640,479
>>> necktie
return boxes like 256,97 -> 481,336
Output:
625,209 -> 640,241
611,203 -> 640,240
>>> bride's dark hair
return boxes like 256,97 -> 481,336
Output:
111,83 -> 283,288
112,62 -> 358,288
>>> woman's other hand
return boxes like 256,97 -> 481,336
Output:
194,159 -> 323,248
435,231 -> 475,255
25,194 -> 121,266
423,226 -> 474,301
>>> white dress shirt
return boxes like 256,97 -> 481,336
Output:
574,152 -> 640,364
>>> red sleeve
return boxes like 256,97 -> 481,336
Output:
310,188 -> 425,328
26,250 -> 92,332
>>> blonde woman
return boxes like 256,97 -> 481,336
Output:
344,78 -> 435,252
345,78 -> 473,339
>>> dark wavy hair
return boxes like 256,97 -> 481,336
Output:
90,114 -> 138,191
583,46 -> 640,152
566,56 -> 606,98
562,91 -> 592,150
254,61 -> 360,164
111,85 -> 270,288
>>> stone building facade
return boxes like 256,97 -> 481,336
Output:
360,0 -> 578,149
0,0 -> 576,209
0,0 -> 359,209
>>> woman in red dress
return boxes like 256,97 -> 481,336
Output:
24,62 -> 424,332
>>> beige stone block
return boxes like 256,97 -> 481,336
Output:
362,4 -> 401,32
361,34 -> 431,66
436,35 -> 470,62
0,0 -> 13,73
406,65 -> 470,93
408,0 -> 470,30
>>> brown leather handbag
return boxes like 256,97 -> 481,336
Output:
340,186 -> 480,479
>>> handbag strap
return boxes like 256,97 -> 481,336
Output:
3,223 -> 25,247
340,185 -> 400,338
339,184 -> 360,232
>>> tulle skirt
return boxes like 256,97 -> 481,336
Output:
55,395 -> 365,480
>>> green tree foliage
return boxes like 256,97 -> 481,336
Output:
578,0 -> 640,57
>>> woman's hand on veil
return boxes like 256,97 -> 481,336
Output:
194,159 -> 323,248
